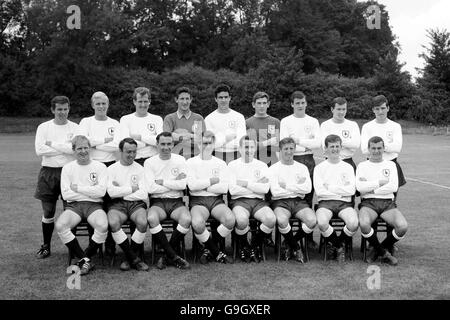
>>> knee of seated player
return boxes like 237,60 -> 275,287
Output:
55,212 -> 73,232
302,210 -> 317,229
275,214 -> 289,229
107,212 -> 122,232
316,210 -> 331,231
191,214 -> 206,233
147,210 -> 160,227
357,211 -> 372,233
234,212 -> 249,230
262,211 -> 276,229
395,216 -> 408,236
345,215 -> 359,232
222,211 -> 236,229
134,214 -> 148,232
178,210 -> 192,228
91,212 -> 108,233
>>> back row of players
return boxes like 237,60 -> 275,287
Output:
34,85 -> 408,275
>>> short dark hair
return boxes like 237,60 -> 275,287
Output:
279,137 -> 296,149
324,134 -> 342,147
290,91 -> 306,103
214,84 -> 231,98
51,96 -> 70,110
368,136 -> 384,148
252,91 -> 269,103
156,131 -> 173,143
239,135 -> 256,147
202,130 -> 216,142
372,95 -> 388,108
176,86 -> 191,98
119,138 -> 137,151
133,87 -> 150,101
333,97 -> 347,107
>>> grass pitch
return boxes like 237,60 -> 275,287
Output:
0,133 -> 449,300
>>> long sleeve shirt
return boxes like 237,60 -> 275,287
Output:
280,114 -> 321,156
313,160 -> 356,202
106,161 -> 148,201
143,154 -> 187,199
115,113 -> 163,159
361,119 -> 402,161
205,109 -> 247,153
61,160 -> 107,202
268,161 -> 312,200
78,116 -> 119,163
228,158 -> 270,200
356,159 -> 398,200
35,120 -> 79,167
186,155 -> 229,197
320,119 -> 361,159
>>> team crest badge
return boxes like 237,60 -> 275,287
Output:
382,169 -> 390,177
304,125 -> 312,133
342,130 -> 350,139
268,125 -> 276,135
67,133 -> 73,140
131,175 -> 138,185
229,121 -> 236,129
295,174 -> 303,183
147,123 -> 155,132
341,173 -> 349,184
254,169 -> 261,179
212,168 -> 220,177
386,131 -> 393,143
89,172 -> 98,183
192,123 -> 198,132
108,127 -> 115,136
171,168 -> 179,176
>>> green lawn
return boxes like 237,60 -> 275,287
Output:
0,134 -> 449,300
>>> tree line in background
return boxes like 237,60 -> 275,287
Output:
0,0 -> 449,123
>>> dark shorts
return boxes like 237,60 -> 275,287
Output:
34,166 -> 63,202
151,198 -> 185,215
271,197 -> 309,214
391,158 -> 406,187
107,199 -> 147,217
135,157 -> 149,167
229,197 -> 269,216
358,198 -> 397,216
66,201 -> 104,219
213,151 -> 239,164
189,196 -> 225,212
317,200 -> 354,218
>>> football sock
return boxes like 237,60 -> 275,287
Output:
41,216 -> 55,247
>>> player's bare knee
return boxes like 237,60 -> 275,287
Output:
264,213 -> 276,228
179,213 -> 191,228
235,216 -> 249,230
223,213 -> 236,229
276,216 -> 289,229
347,218 -> 359,232
396,220 -> 408,236
191,215 -> 205,232
108,215 -> 121,231
147,212 -> 159,227
135,216 -> 148,231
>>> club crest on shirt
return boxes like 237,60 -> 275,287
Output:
341,173 -> 349,184
254,169 -> 261,179
304,125 -> 312,133
342,130 -> 350,139
147,123 -> 155,132
192,123 -> 199,132
295,174 -> 303,183
89,172 -> 98,183
268,125 -> 276,135
108,127 -> 115,136
212,168 -> 220,177
131,175 -> 138,185
386,131 -> 393,143
171,167 -> 179,176
382,169 -> 390,177
228,121 -> 236,129
67,133 -> 74,140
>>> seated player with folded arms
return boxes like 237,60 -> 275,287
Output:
313,134 -> 358,263
55,135 -> 108,275
106,138 -> 149,271
187,131 -> 235,264
356,136 -> 408,266
228,136 -> 276,263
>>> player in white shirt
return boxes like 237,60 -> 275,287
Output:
79,92 -> 119,166
55,135 -> 108,275
280,91 -> 321,249
360,95 -> 406,193
144,132 -> 190,270
115,87 -> 163,166
79,91 -> 120,256
187,131 -> 235,264
34,96 -> 79,259
314,135 -> 358,263
320,97 -> 360,171
268,137 -> 316,263
106,138 -> 149,271
357,136 -> 408,266
228,136 -> 276,263
205,84 -> 247,164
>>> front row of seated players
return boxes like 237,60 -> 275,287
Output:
55,132 -> 407,275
